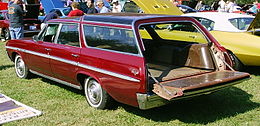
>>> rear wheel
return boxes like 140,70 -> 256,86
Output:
84,77 -> 113,109
14,55 -> 31,78
229,52 -> 244,71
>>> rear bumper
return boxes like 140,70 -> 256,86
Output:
136,77 -> 249,110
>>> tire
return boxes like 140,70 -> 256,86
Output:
3,28 -> 10,41
14,55 -> 31,78
84,77 -> 113,109
229,52 -> 244,71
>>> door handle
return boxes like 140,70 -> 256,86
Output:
71,54 -> 79,57
45,48 -> 51,51
188,35 -> 197,39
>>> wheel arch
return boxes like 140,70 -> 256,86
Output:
11,52 -> 19,62
226,49 -> 244,65
76,71 -> 101,90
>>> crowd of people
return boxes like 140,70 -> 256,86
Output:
63,0 -> 122,15
193,0 -> 260,13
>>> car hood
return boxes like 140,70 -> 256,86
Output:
132,0 -> 183,15
247,12 -> 260,31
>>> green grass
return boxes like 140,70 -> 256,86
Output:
0,41 -> 259,126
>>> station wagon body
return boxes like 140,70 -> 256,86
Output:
5,14 -> 250,109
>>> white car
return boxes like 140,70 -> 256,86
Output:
183,12 -> 255,32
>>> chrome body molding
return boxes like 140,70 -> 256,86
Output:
136,77 -> 249,110
30,70 -> 82,90
78,63 -> 140,82
6,46 -> 140,82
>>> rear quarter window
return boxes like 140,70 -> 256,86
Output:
229,18 -> 254,30
83,25 -> 139,54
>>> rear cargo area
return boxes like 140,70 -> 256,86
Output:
143,39 -> 249,100
143,39 -> 215,84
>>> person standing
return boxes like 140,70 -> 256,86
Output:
112,0 -> 122,13
8,0 -> 25,40
218,0 -> 226,12
68,2 -> 85,17
226,0 -> 235,13
86,0 -> 97,14
195,0 -> 203,11
96,0 -> 110,13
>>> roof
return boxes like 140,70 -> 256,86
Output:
82,13 -> 180,25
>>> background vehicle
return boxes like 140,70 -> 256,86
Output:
0,0 -> 41,40
38,8 -> 71,21
6,14 -> 250,110
183,12 -> 260,70
177,5 -> 197,13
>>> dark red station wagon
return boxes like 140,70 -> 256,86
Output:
6,13 -> 250,109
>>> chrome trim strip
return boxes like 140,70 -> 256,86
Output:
30,70 -> 82,90
82,20 -> 132,28
78,63 -> 140,82
137,77 -> 249,110
6,46 -> 140,82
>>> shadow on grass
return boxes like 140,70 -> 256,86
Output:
39,77 -> 83,95
122,87 -> 259,124
0,64 -> 14,71
31,72 -> 259,124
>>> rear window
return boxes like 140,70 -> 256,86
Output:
83,25 -> 139,54
140,22 -> 209,44
229,18 -> 254,30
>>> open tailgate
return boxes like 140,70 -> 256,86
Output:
153,70 -> 250,100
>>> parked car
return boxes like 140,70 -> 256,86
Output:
38,8 -> 71,21
122,0 -> 260,70
0,4 -> 41,40
0,10 -> 9,40
177,5 -> 197,13
183,12 -> 260,70
6,14 -> 250,109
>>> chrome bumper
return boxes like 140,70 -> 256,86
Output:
136,77 -> 249,110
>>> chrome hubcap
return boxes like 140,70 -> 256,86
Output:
15,57 -> 25,76
87,80 -> 102,105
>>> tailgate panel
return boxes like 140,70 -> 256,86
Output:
153,71 -> 250,100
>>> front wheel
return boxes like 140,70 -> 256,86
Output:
14,55 -> 31,78
84,77 -> 113,109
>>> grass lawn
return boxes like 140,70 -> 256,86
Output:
0,41 -> 259,126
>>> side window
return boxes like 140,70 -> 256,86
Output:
57,24 -> 80,47
194,17 -> 215,31
229,18 -> 253,30
39,24 -> 59,42
0,13 -> 4,20
84,25 -> 138,54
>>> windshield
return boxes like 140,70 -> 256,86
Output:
229,18 -> 254,30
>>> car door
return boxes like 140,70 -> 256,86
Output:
49,23 -> 80,85
26,23 -> 59,76
82,24 -> 145,106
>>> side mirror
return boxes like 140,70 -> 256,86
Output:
32,35 -> 39,41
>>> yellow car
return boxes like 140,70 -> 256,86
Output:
123,0 -> 260,70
